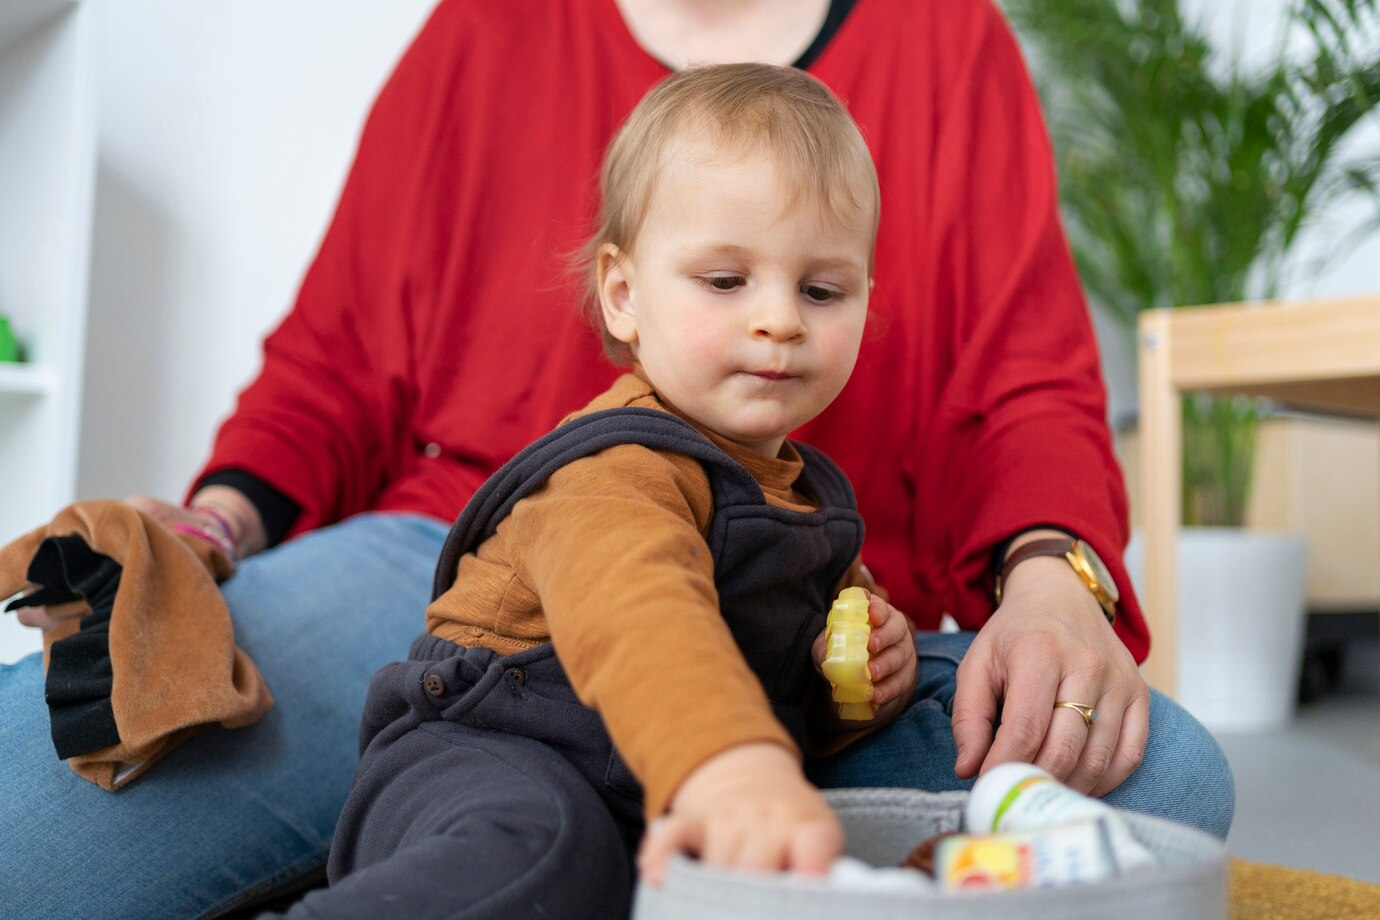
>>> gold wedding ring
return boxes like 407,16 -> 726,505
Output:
1054,700 -> 1098,728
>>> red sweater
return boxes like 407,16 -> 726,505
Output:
196,0 -> 1149,661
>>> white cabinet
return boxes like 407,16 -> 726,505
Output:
0,0 -> 95,662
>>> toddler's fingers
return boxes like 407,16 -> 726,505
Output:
638,816 -> 704,888
735,831 -> 791,874
868,638 -> 912,682
866,594 -> 890,628
700,821 -> 753,871
870,667 -> 912,705
867,600 -> 907,651
786,820 -> 843,876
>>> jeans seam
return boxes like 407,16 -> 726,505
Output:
917,649 -> 965,668
196,851 -> 328,919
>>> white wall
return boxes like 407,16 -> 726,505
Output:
78,0 -> 1380,500
79,0 -> 433,502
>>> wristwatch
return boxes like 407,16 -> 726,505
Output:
994,537 -> 1119,624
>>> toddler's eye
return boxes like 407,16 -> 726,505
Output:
697,274 -> 746,292
802,284 -> 842,304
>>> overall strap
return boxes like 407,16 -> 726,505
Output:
431,407 -> 761,600
792,441 -> 860,513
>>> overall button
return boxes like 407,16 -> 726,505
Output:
423,442 -> 443,458
423,674 -> 446,697
504,667 -> 527,687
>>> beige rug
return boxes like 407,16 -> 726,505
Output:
1231,859 -> 1380,919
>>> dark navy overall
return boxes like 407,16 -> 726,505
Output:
322,408 -> 863,920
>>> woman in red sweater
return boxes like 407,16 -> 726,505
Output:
2,2 -> 1232,916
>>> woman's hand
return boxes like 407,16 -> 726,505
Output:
637,742 -> 842,886
13,488 -> 263,631
124,493 -> 219,535
950,553 -> 1149,798
131,486 -> 267,560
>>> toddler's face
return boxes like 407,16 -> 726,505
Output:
601,148 -> 872,457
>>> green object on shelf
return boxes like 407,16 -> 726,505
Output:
0,315 -> 19,363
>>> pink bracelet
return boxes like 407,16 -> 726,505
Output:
170,522 -> 236,560
190,504 -> 238,546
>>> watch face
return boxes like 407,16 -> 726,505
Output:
1077,541 -> 1119,603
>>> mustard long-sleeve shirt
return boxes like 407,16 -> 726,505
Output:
427,373 -> 877,817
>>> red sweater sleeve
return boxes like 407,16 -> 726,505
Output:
188,4 -> 466,535
910,2 -> 1148,660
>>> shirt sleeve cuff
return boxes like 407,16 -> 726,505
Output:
193,469 -> 302,548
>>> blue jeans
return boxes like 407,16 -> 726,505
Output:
0,513 -> 450,919
0,513 -> 1233,918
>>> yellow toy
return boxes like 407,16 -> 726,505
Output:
820,586 -> 876,720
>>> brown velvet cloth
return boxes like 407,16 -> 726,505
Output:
0,500 -> 273,790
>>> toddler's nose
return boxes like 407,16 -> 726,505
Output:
750,290 -> 806,342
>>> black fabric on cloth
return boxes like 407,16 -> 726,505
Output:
7,535 -> 124,758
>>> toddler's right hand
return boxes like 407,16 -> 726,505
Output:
637,741 -> 842,887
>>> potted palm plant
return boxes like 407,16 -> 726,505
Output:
1003,0 -> 1380,729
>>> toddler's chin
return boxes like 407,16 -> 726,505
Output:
719,422 -> 795,452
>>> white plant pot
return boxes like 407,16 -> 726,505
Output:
1126,528 -> 1308,733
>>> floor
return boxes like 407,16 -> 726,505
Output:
1215,630 -> 1380,883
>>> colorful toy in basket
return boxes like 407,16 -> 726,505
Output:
820,586 -> 876,720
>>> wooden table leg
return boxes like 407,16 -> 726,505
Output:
1139,310 -> 1181,696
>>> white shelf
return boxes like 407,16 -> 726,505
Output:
0,363 -> 53,396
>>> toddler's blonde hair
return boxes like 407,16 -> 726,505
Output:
579,62 -> 880,364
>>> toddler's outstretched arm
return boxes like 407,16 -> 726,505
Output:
637,741 -> 842,886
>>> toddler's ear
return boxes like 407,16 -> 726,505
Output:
597,244 -> 638,345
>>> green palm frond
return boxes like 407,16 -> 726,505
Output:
1003,0 -> 1380,524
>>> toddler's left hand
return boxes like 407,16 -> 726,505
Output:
813,591 -> 917,712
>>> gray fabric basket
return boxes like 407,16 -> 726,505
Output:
632,788 -> 1228,920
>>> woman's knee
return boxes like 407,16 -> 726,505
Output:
1105,689 -> 1235,839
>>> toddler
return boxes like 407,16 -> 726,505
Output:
293,62 -> 918,920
